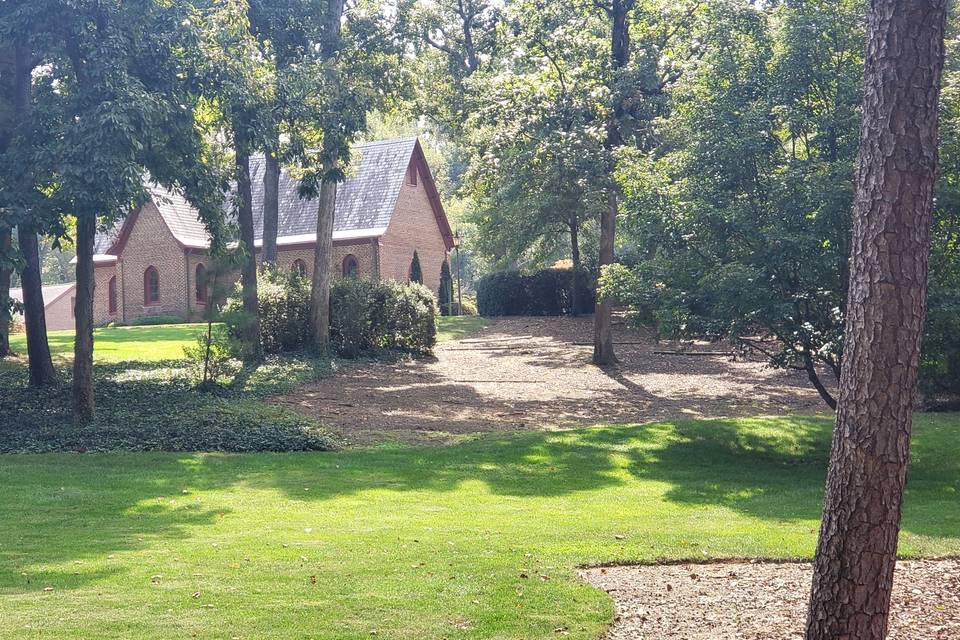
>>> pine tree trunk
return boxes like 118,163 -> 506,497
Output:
310,171 -> 337,352
235,144 -> 261,358
262,147 -> 280,266
0,225 -> 11,358
593,0 -> 632,366
72,214 -> 96,423
805,2 -> 948,639
19,228 -> 56,386
570,214 -> 581,318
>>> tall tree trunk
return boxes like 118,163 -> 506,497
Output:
235,143 -> 261,358
19,228 -> 56,386
72,214 -> 96,423
0,226 -> 11,358
12,42 -> 54,380
310,172 -> 337,352
569,214 -> 581,317
262,146 -> 280,266
805,2 -> 948,639
309,0 -> 346,352
593,0 -> 633,366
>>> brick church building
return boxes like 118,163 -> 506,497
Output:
87,138 -> 455,325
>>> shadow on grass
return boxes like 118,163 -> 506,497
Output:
2,414 -> 958,591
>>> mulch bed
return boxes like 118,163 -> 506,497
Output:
580,559 -> 960,639
275,316 -> 832,445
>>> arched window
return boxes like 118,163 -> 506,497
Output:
195,264 -> 208,303
108,276 -> 117,314
342,254 -> 359,279
292,259 -> 308,277
144,266 -> 160,305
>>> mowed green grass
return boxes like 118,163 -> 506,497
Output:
1,414 -> 958,639
8,324 -> 206,362
7,316 -> 484,363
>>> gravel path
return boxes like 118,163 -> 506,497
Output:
580,559 -> 960,639
275,316 -> 831,445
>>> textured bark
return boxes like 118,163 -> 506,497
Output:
593,0 -> 633,366
235,144 -> 261,358
72,215 -> 96,423
262,148 -> 280,265
310,174 -> 337,352
0,226 -> 11,358
19,228 -> 56,386
805,2 -> 948,639
569,215 -> 581,317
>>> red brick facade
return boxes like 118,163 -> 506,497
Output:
93,149 -> 450,325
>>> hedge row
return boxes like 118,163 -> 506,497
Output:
476,268 -> 595,316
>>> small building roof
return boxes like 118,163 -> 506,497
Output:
9,282 -> 76,308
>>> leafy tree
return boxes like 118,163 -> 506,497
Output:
409,250 -> 424,284
248,0 -> 326,265
606,0 -> 864,408
25,0 -> 228,420
305,0 -> 406,352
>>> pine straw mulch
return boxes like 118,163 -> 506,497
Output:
274,316 -> 832,446
580,558 -> 960,639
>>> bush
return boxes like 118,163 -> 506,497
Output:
330,279 -> 437,357
451,297 -> 478,316
475,267 -> 595,316
183,325 -> 241,389
920,291 -> 960,396
128,315 -> 186,326
223,270 -> 312,355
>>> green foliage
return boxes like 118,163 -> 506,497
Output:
438,259 -> 454,315
249,269 -> 312,354
921,292 -> 960,398
476,268 -> 594,316
127,315 -> 188,327
183,326 -> 241,389
409,250 -> 424,284
330,279 -> 437,357
0,359 -> 335,454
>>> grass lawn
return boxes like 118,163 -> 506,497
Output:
1,414 -> 958,639
8,324 -> 207,362
6,315 -> 484,363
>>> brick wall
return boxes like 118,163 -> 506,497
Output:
43,287 -> 76,332
271,241 -> 378,282
93,264 -> 118,326
379,165 -> 449,293
116,203 -> 190,323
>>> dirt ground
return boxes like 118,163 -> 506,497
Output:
274,316 -> 831,445
580,559 -> 960,639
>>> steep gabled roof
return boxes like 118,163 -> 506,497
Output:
94,138 -> 437,255
245,137 -> 418,240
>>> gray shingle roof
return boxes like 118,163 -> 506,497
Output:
93,137 -> 418,254
9,282 -> 76,307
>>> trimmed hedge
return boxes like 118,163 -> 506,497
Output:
476,267 -> 595,316
330,279 -> 438,357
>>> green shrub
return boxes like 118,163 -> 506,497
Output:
223,270 -> 312,355
330,279 -> 437,357
476,268 -> 595,316
438,260 -> 454,316
921,291 -> 960,395
183,325 -> 241,389
451,297 -> 478,316
128,315 -> 187,326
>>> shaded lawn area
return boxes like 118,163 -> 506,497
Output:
1,414 -> 958,639
436,315 -> 489,342
0,317 -> 486,453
